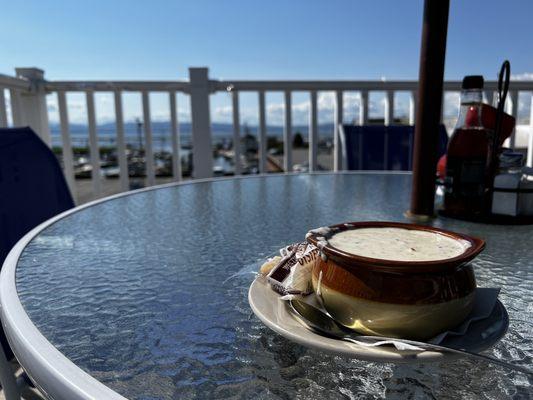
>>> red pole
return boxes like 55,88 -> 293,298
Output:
410,0 -> 450,216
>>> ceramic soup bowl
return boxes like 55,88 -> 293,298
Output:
306,221 -> 485,340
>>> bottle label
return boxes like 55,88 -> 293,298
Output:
448,157 -> 487,197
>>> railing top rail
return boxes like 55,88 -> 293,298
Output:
8,77 -> 533,94
45,81 -> 191,92
218,80 -> 533,91
219,80 -> 421,91
0,74 -> 31,90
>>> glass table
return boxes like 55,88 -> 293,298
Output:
1,173 -> 531,399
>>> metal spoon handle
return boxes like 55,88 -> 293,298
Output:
349,336 -> 533,376
288,299 -> 531,376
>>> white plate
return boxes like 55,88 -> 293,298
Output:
248,277 -> 509,363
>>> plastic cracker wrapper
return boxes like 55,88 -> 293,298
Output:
259,242 -> 319,296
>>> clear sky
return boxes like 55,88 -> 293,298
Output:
1,0 -> 532,124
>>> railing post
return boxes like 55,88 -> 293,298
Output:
484,90 -> 494,107
308,90 -> 318,171
141,91 -> 155,186
86,90 -> 102,196
508,90 -> 519,149
409,90 -> 417,125
9,89 -> 23,126
333,91 -> 343,171
169,91 -> 182,181
114,90 -> 130,190
15,67 -> 51,146
0,89 -> 7,127
440,91 -> 445,123
283,90 -> 293,172
384,90 -> 394,126
359,90 -> 369,125
189,67 -> 213,178
57,91 -> 77,200
384,90 -> 394,169
231,90 -> 241,175
258,91 -> 267,174
526,96 -> 533,167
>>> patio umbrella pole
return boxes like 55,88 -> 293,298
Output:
410,0 -> 450,217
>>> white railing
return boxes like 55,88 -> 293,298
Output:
1,67 -> 533,203
0,73 -> 31,128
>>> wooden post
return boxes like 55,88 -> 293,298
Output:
410,0 -> 450,216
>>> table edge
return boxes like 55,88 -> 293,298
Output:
0,171 -> 411,399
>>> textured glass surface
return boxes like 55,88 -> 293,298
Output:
16,174 -> 532,399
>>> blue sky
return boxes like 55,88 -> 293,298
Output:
1,0 -> 532,125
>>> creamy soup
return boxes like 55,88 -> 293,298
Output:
328,227 -> 470,261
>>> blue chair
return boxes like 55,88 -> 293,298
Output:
339,124 -> 448,170
0,127 -> 74,363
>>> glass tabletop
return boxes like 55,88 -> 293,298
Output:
15,173 -> 532,399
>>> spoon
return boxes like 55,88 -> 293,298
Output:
289,299 -> 532,376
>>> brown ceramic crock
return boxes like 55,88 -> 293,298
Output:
306,221 -> 485,340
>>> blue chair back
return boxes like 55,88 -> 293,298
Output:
0,127 -> 74,360
0,127 -> 74,264
340,124 -> 448,170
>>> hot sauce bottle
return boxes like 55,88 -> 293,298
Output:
444,76 -> 495,217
